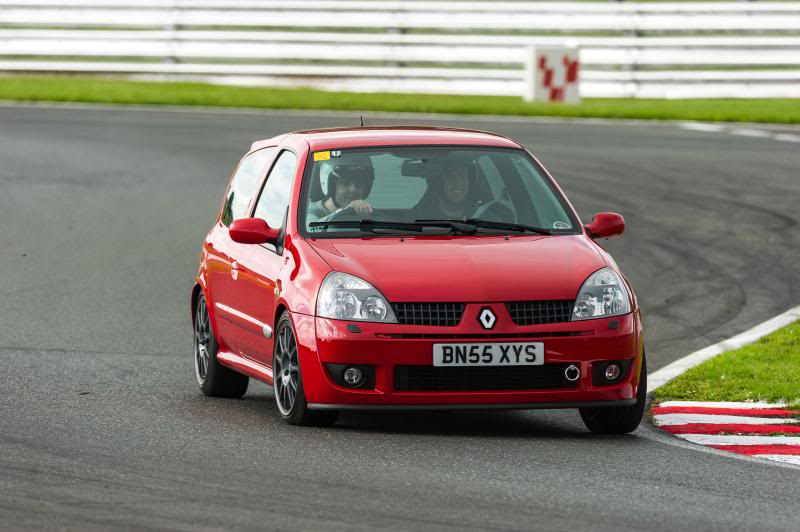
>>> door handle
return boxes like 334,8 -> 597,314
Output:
231,260 -> 239,280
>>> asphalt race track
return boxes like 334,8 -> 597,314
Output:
1,104 -> 799,531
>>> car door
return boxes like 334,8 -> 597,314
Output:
207,147 -> 277,353
231,149 -> 299,366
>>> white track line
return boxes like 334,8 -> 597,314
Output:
653,414 -> 798,426
678,434 -> 800,446
772,133 -> 800,143
729,127 -> 773,138
679,122 -> 726,133
679,122 -> 800,144
649,305 -> 800,390
757,455 -> 800,465
657,401 -> 787,409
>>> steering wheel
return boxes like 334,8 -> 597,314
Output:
325,206 -> 359,221
471,200 -> 516,223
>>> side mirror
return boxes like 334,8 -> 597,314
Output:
585,212 -> 625,239
229,218 -> 280,245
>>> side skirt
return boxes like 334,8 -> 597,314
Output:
217,350 -> 274,385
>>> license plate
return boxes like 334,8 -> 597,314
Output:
432,342 -> 544,367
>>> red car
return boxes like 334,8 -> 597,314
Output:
191,126 -> 646,433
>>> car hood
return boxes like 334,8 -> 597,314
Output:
308,235 -> 607,302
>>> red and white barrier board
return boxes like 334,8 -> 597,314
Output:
524,46 -> 580,104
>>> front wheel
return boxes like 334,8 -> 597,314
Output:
579,354 -> 647,434
273,312 -> 338,427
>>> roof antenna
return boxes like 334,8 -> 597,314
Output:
360,115 -> 364,127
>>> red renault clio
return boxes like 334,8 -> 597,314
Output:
191,126 -> 645,433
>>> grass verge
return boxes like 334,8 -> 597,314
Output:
1,75 -> 800,124
654,320 -> 800,408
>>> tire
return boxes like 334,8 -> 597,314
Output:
194,294 -> 249,398
579,354 -> 647,434
273,312 -> 338,427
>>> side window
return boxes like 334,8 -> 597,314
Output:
254,150 -> 298,230
221,147 -> 276,227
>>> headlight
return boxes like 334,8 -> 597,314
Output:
571,267 -> 631,321
317,272 -> 398,323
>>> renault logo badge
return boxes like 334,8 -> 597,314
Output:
478,307 -> 497,330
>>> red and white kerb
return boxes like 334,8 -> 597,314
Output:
653,401 -> 800,466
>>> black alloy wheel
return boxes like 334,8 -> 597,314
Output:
193,293 -> 249,398
273,312 -> 337,426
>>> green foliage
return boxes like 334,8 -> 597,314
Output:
2,75 -> 800,124
655,321 -> 800,406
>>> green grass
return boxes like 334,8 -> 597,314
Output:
2,75 -> 800,124
654,321 -> 800,408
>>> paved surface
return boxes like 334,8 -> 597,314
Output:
1,105 -> 799,531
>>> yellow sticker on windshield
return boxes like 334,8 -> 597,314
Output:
313,151 -> 331,161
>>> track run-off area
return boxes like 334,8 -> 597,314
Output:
1,104 -> 799,531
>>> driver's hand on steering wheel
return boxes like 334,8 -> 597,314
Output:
346,199 -> 373,217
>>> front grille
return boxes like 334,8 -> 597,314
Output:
506,300 -> 574,326
393,303 -> 465,327
394,364 -> 577,392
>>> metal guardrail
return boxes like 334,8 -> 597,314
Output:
1,1 -> 800,98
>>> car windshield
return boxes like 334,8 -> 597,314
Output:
300,146 -> 579,236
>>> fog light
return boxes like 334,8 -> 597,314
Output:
604,363 -> 622,381
342,366 -> 364,387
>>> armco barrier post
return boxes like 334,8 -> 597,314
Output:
523,46 -> 580,104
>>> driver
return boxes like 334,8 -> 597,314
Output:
308,158 -> 374,223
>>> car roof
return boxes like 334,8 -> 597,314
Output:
250,126 -> 522,152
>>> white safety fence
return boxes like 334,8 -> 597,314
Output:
1,1 -> 800,99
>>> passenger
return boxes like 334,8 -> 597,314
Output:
308,159 -> 375,223
413,158 -> 478,220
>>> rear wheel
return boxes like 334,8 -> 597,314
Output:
579,354 -> 647,434
194,294 -> 249,398
273,312 -> 337,426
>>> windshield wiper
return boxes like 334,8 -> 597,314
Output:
309,219 -> 423,233
411,219 -> 478,235
464,219 -> 554,235
416,218 -> 553,235
310,218 -> 552,236
311,219 -> 477,235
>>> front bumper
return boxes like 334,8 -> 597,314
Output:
291,305 -> 644,409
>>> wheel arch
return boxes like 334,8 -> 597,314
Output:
274,302 -> 289,331
191,283 -> 203,326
